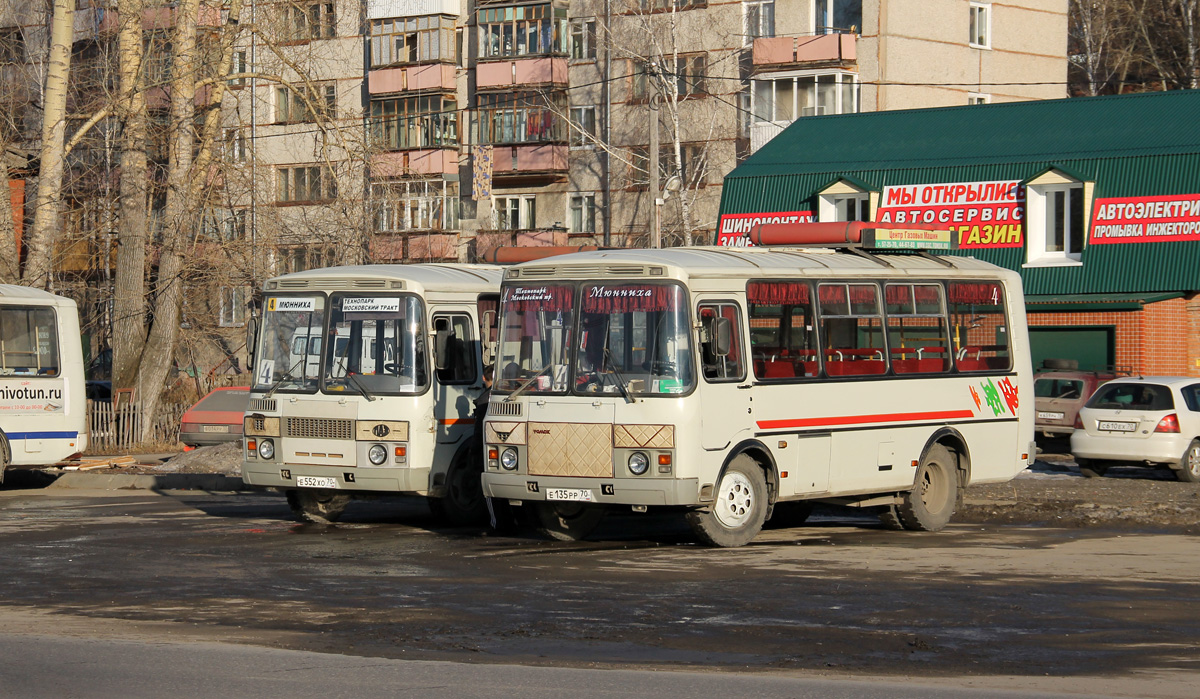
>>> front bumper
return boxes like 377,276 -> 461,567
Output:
482,472 -> 700,507
241,461 -> 433,494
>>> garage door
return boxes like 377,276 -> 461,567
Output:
1029,326 -> 1114,372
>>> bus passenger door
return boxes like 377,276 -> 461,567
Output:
696,300 -> 750,451
431,310 -> 481,454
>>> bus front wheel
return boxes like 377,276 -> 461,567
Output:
890,444 -> 959,532
286,489 -> 351,524
535,502 -> 605,541
430,455 -> 489,527
686,454 -> 768,547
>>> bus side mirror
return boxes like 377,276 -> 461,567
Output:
711,317 -> 732,357
246,316 -> 258,363
434,318 -> 453,372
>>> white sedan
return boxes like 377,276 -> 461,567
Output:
1070,377 -> 1200,482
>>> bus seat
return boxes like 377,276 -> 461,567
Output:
763,361 -> 795,378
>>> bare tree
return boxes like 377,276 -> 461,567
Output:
1132,0 -> 1200,89
1070,0 -> 1136,95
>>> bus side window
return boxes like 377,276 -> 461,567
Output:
948,281 -> 1011,372
818,283 -> 887,376
698,303 -> 745,382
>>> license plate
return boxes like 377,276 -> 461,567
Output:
545,488 -> 594,502
202,425 -> 230,433
1037,411 -> 1064,420
1098,421 -> 1137,432
296,476 -> 338,489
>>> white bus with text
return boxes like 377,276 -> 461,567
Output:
481,226 -> 1034,546
0,285 -> 87,482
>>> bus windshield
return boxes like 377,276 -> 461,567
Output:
324,294 -> 427,395
576,283 -> 693,395
495,285 -> 574,394
255,295 -> 326,393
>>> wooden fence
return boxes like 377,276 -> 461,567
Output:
86,401 -> 188,453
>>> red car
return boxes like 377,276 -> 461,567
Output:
180,387 -> 250,448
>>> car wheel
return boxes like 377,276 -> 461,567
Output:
1076,457 -> 1109,478
893,444 -> 959,532
286,489 -> 351,524
685,454 -> 768,547
1178,440 -> 1200,483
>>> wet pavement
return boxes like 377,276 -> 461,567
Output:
1,486 -> 1198,694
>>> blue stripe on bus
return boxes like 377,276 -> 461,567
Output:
4,431 -> 80,440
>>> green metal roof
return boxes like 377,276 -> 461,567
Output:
719,91 -> 1200,296
1024,292 -> 1184,312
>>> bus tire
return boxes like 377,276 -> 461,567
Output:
0,433 -> 9,486
766,501 -> 814,529
286,489 -> 351,524
535,502 -> 605,541
894,444 -> 958,532
1076,458 -> 1109,478
685,454 -> 767,547
430,454 -> 489,527
1177,440 -> 1200,483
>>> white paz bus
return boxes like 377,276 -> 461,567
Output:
481,224 -> 1034,546
241,264 -> 504,524
0,285 -> 87,482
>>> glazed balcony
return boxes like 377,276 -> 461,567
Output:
369,63 -> 456,94
489,144 -> 568,182
367,0 -> 460,19
476,57 -> 567,89
92,4 -> 222,35
751,34 -> 857,72
371,150 -> 458,177
370,233 -> 459,263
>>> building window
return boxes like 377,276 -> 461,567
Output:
813,0 -> 862,35
279,1 -> 336,42
494,195 -> 536,230
0,27 -> 24,64
477,4 -> 567,59
225,209 -> 247,240
370,15 -> 456,67
631,55 -> 706,100
371,96 -> 458,150
629,143 -> 707,187
744,0 -> 775,44
1027,182 -> 1084,265
752,72 -> 858,122
275,83 -> 336,123
229,50 -> 247,86
969,2 -> 990,49
373,180 -> 460,232
282,245 -> 334,273
225,128 -> 247,162
639,0 -> 707,10
570,106 -> 596,147
220,286 -> 250,327
819,190 -> 869,221
570,18 -> 596,60
968,92 -> 990,105
277,166 -> 337,203
569,194 -> 597,233
476,93 -> 565,144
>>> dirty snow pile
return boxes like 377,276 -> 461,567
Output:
158,442 -> 242,475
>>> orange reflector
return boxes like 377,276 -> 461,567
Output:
395,445 -> 406,457
247,439 -> 257,451
658,454 -> 671,466
488,447 -> 499,460
780,471 -> 789,478
1021,453 -> 1029,460
911,460 -> 919,467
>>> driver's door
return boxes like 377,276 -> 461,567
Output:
696,299 -> 751,451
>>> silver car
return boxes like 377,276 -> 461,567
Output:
1070,377 -> 1200,482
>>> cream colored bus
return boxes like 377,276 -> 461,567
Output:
481,230 -> 1034,546
241,265 -> 504,524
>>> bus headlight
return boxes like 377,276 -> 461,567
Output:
368,444 -> 388,465
501,447 -> 518,471
628,451 -> 649,476
257,439 -> 275,460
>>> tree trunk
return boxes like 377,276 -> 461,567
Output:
135,0 -> 201,440
0,155 -> 18,283
21,0 -> 74,289
112,0 -> 149,392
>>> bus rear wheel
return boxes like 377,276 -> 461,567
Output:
892,445 -> 959,532
535,502 -> 605,541
686,454 -> 767,547
286,489 -> 351,524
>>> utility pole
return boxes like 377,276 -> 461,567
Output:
649,76 -> 660,249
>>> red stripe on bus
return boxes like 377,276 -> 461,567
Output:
757,410 -> 976,430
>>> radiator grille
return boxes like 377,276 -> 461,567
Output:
286,417 -> 354,440
488,400 -> 523,417
248,398 -> 277,412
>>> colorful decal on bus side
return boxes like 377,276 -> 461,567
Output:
971,377 -> 1018,417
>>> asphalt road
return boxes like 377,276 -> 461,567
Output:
0,487 -> 1197,698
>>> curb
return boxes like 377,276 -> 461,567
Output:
47,472 -> 246,491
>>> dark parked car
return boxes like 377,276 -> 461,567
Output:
180,387 -> 250,448
1034,360 -> 1118,440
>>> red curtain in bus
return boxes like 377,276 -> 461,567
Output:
884,284 -> 941,306
949,282 -> 1003,305
581,285 -> 676,313
747,281 -> 809,305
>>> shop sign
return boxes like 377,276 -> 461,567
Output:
1088,194 -> 1200,244
716,211 -> 813,247
876,181 -> 1025,249
866,227 -> 955,250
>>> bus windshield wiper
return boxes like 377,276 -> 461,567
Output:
505,364 -> 554,401
343,372 -> 376,402
603,348 -> 636,404
264,358 -> 305,398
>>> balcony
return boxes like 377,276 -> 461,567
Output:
369,64 -> 456,94
750,121 -> 788,154
371,150 -> 458,177
367,0 -> 460,19
751,34 -> 856,71
473,229 -> 569,261
489,144 -> 567,183
93,4 -> 222,35
370,233 -> 458,263
476,57 -> 567,89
